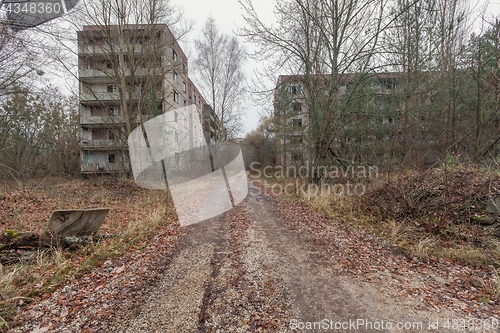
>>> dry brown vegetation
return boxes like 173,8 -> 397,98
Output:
257,166 -> 500,269
0,177 -> 179,328
362,167 -> 500,233
359,167 -> 500,266
253,166 -> 500,313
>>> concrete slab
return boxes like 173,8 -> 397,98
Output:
46,208 -> 110,237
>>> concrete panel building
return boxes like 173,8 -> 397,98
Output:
78,24 -> 216,174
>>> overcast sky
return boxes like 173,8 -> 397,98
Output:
168,0 -> 275,136
6,0 -> 497,136
170,0 -> 500,136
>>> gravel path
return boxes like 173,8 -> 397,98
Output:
12,181 -> 499,332
107,182 -> 485,332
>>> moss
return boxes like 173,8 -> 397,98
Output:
477,295 -> 491,303
471,215 -> 484,223
3,230 -> 18,238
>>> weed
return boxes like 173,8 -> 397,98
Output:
413,237 -> 436,260
3,230 -> 17,238
478,268 -> 500,301
437,246 -> 488,266
0,315 -> 9,329
478,295 -> 491,303
385,219 -> 410,243
0,177 -> 173,325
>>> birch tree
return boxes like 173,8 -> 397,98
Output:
193,17 -> 246,141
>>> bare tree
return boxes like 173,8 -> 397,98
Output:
239,0 -> 388,174
0,18 -> 39,96
35,0 -> 194,175
465,17 -> 500,163
193,17 -> 246,141
75,0 -> 189,131
0,11 -> 80,182
430,0 -> 469,158
241,116 -> 275,168
0,84 -> 79,181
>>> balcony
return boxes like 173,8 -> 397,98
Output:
80,139 -> 124,149
78,44 -> 144,55
80,115 -> 126,126
78,45 -> 108,55
81,162 -> 129,173
79,68 -> 159,80
80,92 -> 120,102
80,91 -> 141,102
80,115 -> 157,127
79,69 -> 113,80
80,91 -> 146,103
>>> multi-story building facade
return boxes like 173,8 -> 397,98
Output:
78,24 -> 214,174
274,73 -> 403,167
274,75 -> 308,167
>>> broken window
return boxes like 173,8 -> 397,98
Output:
290,85 -> 302,95
292,118 -> 303,128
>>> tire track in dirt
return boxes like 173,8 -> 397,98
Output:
110,182 -> 483,332
112,216 -> 228,332
196,195 -> 292,332
243,182 -> 463,332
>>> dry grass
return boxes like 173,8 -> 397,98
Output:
256,167 -> 500,270
480,268 -> 500,301
0,177 -> 175,324
256,169 -> 500,302
0,247 -> 72,323
412,236 -> 438,259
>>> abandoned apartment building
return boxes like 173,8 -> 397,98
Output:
78,24 -> 220,174
274,73 -> 403,167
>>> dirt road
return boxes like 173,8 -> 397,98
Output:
107,182 -> 482,332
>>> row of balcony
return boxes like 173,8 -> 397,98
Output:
80,115 -> 157,126
80,139 -> 124,149
81,162 -> 130,173
79,68 -> 163,80
78,44 -> 144,55
80,115 -> 124,125
80,91 -> 142,102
